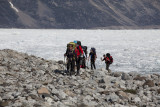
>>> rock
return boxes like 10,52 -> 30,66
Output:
83,95 -> 98,106
121,73 -> 130,80
143,80 -> 154,87
57,60 -> 64,64
0,66 -> 7,71
37,87 -> 50,95
132,97 -> 141,103
115,91 -> 129,100
58,90 -> 67,100
64,90 -> 75,97
133,75 -> 146,81
157,89 -> 160,94
98,79 -> 105,83
45,97 -> 53,106
105,93 -> 119,103
112,72 -> 122,77
0,96 -> 2,101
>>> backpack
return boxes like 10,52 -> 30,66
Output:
82,46 -> 87,56
91,47 -> 96,54
67,42 -> 76,50
105,56 -> 113,64
77,41 -> 81,46
109,56 -> 113,64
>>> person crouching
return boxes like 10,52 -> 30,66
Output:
101,53 -> 113,72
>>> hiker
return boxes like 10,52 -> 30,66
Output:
81,46 -> 87,69
89,48 -> 97,70
101,53 -> 113,72
74,41 -> 83,75
64,43 -> 76,75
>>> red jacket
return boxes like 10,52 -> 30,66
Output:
75,46 -> 83,57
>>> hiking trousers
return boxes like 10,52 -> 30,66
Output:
67,59 -> 75,72
91,60 -> 96,70
106,63 -> 110,71
76,57 -> 81,74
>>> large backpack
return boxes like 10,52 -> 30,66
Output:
110,56 -> 113,64
82,46 -> 87,56
91,47 -> 96,54
77,41 -> 81,46
67,42 -> 76,50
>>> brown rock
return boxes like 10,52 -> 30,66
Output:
157,89 -> 160,94
64,90 -> 75,97
37,87 -> 50,95
116,91 -> 129,100
143,80 -> 154,87
133,75 -> 146,81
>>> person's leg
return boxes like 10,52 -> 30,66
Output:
70,60 -> 75,75
106,64 -> 110,71
67,59 -> 70,71
91,60 -> 93,70
76,57 -> 80,75
93,61 -> 96,69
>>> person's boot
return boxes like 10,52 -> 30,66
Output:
75,70 -> 79,76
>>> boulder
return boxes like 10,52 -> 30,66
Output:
37,87 -> 50,95
133,75 -> 146,81
121,73 -> 130,80
143,80 -> 154,87
115,91 -> 129,100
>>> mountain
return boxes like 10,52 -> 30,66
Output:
0,0 -> 160,29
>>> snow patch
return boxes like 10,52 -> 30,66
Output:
9,2 -> 19,13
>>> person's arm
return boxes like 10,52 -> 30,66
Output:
101,58 -> 105,61
64,49 -> 68,56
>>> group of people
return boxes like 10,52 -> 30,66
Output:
64,40 -> 113,76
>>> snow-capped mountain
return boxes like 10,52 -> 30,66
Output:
0,0 -> 160,29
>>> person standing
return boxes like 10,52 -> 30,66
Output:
64,44 -> 76,75
74,41 -> 83,75
89,48 -> 97,70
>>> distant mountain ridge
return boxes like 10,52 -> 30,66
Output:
0,0 -> 160,29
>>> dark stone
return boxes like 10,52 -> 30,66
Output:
57,60 -> 64,64
98,79 -> 105,84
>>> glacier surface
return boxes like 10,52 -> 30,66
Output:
0,29 -> 160,73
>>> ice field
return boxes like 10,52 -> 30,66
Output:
0,29 -> 160,73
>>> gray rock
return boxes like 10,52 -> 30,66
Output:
121,73 -> 130,80
132,97 -> 141,103
105,93 -> 119,103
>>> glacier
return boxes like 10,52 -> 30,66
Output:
0,29 -> 160,74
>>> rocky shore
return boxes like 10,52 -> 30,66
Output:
0,49 -> 160,107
